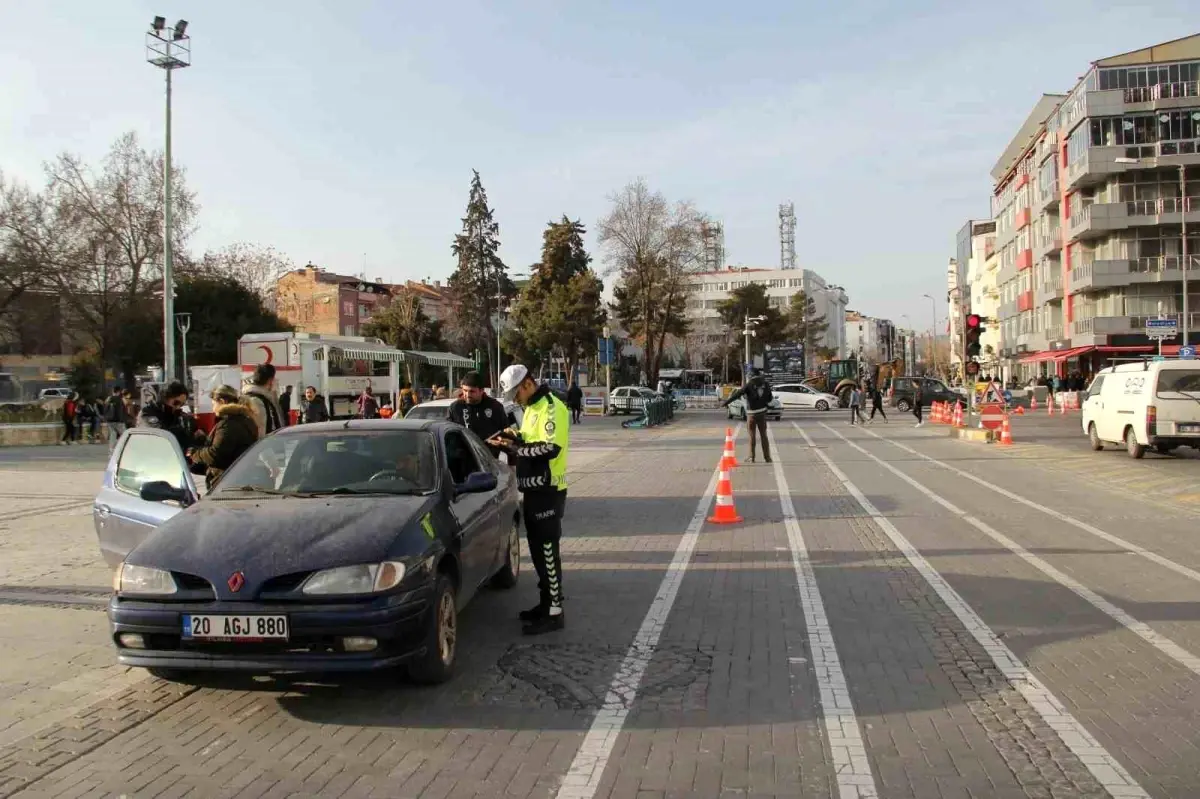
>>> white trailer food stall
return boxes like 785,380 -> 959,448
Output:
238,332 -> 411,420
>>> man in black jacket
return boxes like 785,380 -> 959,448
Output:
721,369 -> 774,463
448,371 -> 516,460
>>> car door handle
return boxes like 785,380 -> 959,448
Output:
96,504 -> 111,518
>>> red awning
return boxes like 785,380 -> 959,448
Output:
1051,346 -> 1096,362
1018,350 -> 1055,363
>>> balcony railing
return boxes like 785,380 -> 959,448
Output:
1069,203 -> 1092,228
1158,138 -> 1200,156
1047,326 -> 1064,341
1124,81 -> 1200,104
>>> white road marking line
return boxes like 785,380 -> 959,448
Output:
822,423 -> 1200,678
795,423 -> 1149,799
858,427 -> 1200,586
767,427 -> 879,798
555,425 -> 736,799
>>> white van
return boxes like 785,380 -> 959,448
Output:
1081,360 -> 1200,458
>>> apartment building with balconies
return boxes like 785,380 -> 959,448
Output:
989,33 -> 1200,382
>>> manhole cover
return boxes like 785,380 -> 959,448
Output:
496,643 -> 711,710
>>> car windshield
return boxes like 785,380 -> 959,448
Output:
211,430 -> 439,497
1156,369 -> 1200,397
403,404 -> 450,420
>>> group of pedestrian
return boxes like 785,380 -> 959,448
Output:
59,391 -> 134,446
847,382 -> 889,425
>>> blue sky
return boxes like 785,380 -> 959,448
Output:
1,1 -> 1196,328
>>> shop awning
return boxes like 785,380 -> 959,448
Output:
407,350 -> 475,369
1018,350 -> 1056,363
1096,345 -> 1154,354
1051,346 -> 1096,362
313,344 -> 411,363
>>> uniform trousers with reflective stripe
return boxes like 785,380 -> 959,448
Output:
523,489 -> 567,610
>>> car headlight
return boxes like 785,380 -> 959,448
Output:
116,564 -> 178,596
300,562 -> 406,595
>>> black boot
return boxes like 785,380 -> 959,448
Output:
523,610 -> 565,635
518,602 -> 548,622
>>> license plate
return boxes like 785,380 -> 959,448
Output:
1179,424 -> 1200,434
183,614 -> 288,641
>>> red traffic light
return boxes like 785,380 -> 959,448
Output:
966,313 -> 982,328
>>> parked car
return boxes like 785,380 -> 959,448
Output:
94,419 -> 521,683
402,397 -> 524,428
886,376 -> 960,412
770,383 -> 840,411
1081,360 -> 1200,458
726,395 -> 783,421
607,386 -> 657,415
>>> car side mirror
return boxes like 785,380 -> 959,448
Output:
456,471 -> 498,496
139,480 -> 188,505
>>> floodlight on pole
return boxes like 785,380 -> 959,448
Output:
146,17 -> 191,383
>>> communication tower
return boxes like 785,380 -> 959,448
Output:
779,202 -> 796,270
700,221 -> 725,272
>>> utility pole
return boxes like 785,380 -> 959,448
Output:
743,314 -> 765,380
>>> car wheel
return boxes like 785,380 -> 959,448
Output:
897,399 -> 912,412
1088,423 -> 1103,451
1124,427 -> 1145,459
815,400 -> 829,411
490,516 -> 521,589
408,573 -> 457,684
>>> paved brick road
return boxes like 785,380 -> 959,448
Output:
1,411 -> 1199,797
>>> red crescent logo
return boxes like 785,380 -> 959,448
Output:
258,345 -> 273,364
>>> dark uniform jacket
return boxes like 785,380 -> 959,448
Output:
448,394 -> 515,458
724,376 -> 774,413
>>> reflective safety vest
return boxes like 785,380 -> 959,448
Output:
514,386 -> 570,492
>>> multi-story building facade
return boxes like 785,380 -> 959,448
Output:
957,220 -> 998,375
275,265 -> 392,337
684,267 -> 849,362
989,34 -> 1200,383
844,311 -> 897,363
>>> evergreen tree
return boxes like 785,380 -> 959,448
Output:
505,217 -> 606,379
447,170 -> 512,384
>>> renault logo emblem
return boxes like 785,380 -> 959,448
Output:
227,571 -> 245,592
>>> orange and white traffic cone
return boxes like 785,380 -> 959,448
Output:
1030,394 -> 1038,410
933,401 -> 942,424
1014,405 -> 1025,415
720,427 -> 738,470
707,461 -> 743,524
1047,395 -> 1054,415
953,401 -> 962,428
998,414 -> 1014,446
1059,396 -> 1066,415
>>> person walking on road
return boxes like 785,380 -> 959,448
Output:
867,383 -> 888,424
103,387 -> 127,452
567,381 -> 583,424
912,380 -> 925,427
720,368 -> 773,463
849,385 -> 863,425
492,364 -> 571,636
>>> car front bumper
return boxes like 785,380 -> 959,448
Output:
108,587 -> 433,672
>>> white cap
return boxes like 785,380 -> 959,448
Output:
498,364 -> 529,402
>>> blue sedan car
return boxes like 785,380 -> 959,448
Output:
93,419 -> 522,683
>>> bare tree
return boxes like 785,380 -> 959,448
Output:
597,179 -> 705,386
12,132 -> 199,378
195,242 -> 294,309
0,173 -> 53,321
362,286 -> 443,386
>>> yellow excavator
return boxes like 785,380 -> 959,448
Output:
805,355 -> 905,407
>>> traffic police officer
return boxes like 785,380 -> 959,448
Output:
491,364 -> 570,635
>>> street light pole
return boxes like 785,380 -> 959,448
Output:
922,293 -> 938,376
602,324 -> 611,402
146,17 -> 190,383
